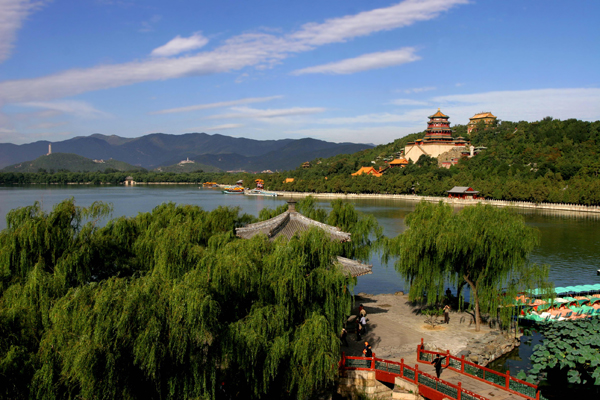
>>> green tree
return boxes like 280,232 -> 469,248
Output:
384,201 -> 549,331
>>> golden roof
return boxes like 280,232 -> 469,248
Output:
469,112 -> 496,120
351,166 -> 383,177
429,108 -> 449,118
284,178 -> 295,183
388,158 -> 408,165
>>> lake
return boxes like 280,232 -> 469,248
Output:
2,185 -> 599,295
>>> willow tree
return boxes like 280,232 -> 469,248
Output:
1,198 -> 355,399
385,201 -> 549,331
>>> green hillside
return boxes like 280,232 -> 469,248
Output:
1,153 -> 145,173
257,118 -> 600,205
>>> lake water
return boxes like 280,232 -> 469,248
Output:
2,185 -> 600,295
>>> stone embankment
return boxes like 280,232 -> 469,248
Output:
274,191 -> 600,215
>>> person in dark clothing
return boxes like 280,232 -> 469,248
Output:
363,342 -> 373,358
443,304 -> 451,324
356,320 -> 362,340
340,328 -> 348,346
431,354 -> 447,378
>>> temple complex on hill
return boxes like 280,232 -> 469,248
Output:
467,112 -> 497,134
403,109 -> 469,163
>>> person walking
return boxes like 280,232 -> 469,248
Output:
356,320 -> 362,341
443,304 -> 451,324
360,314 -> 368,334
431,354 -> 447,379
340,327 -> 348,347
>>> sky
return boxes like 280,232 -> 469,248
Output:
0,0 -> 599,146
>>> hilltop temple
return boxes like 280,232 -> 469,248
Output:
403,109 -> 469,163
467,112 -> 497,134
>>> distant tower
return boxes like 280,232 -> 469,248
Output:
47,143 -> 52,155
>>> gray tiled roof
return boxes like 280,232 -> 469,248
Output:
336,256 -> 373,277
446,186 -> 479,194
235,210 -> 351,242
236,207 -> 374,277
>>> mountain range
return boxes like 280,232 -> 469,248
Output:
0,133 -> 373,172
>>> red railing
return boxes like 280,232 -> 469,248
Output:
416,338 -> 541,400
340,352 -> 489,400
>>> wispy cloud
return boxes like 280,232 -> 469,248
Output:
18,100 -> 110,118
27,121 -> 68,130
150,95 -> 283,115
402,86 -> 436,94
151,32 -> 209,57
389,98 -> 430,106
291,48 -> 419,75
192,123 -> 243,132
139,14 -> 161,33
320,87 -> 600,129
0,0 -> 467,105
432,88 -> 600,122
0,0 -> 48,63
206,106 -> 326,120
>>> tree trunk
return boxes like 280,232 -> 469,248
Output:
464,274 -> 481,331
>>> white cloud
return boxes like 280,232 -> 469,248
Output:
319,88 -> 600,130
151,32 -> 209,57
139,14 -> 161,33
291,48 -> 420,75
27,121 -> 67,130
207,106 -> 326,120
389,98 -> 430,106
402,86 -> 436,94
0,0 -> 467,105
18,100 -> 110,118
432,88 -> 600,123
285,125 -> 419,144
288,0 -> 468,46
0,0 -> 48,63
192,123 -> 243,131
150,95 -> 283,115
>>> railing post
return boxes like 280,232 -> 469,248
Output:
446,350 -> 450,368
400,358 -> 404,378
457,382 -> 462,400
536,389 -> 540,400
415,364 -> 419,384
505,370 -> 510,390
461,355 -> 465,373
371,354 -> 375,370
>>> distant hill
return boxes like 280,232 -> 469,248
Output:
154,160 -> 222,173
1,153 -> 145,173
0,133 -> 373,171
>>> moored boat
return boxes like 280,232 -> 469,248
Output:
245,189 -> 279,197
222,187 -> 245,194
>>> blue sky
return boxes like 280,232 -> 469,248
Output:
0,0 -> 598,145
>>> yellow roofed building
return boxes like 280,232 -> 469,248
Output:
467,112 -> 497,134
351,166 -> 383,177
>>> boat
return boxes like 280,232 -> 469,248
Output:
245,189 -> 279,197
222,187 -> 245,194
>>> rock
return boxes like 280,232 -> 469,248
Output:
395,291 -> 404,296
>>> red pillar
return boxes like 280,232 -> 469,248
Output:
505,370 -> 510,390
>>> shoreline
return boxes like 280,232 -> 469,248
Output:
273,191 -> 600,216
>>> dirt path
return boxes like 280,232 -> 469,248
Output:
343,292 -> 494,362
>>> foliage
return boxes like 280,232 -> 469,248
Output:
384,201 -> 550,331
0,198 -> 364,399
422,308 -> 443,328
517,319 -> 600,386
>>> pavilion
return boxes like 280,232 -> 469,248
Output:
235,200 -> 373,277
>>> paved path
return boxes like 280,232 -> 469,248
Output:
343,293 -> 525,399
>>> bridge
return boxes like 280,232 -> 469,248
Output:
339,339 -> 548,400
